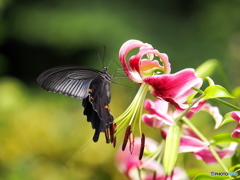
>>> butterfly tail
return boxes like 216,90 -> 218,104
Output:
93,130 -> 100,142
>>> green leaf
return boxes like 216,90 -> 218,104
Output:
220,113 -> 235,127
228,166 -> 240,179
163,124 -> 180,175
211,133 -> 240,144
203,85 -> 234,99
195,59 -> 219,79
232,86 -> 240,98
206,76 -> 215,86
193,173 -> 232,180
187,93 -> 196,104
231,153 -> 240,167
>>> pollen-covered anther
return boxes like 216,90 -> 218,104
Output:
90,97 -> 94,100
110,123 -> 117,147
88,89 -> 93,92
139,133 -> 145,160
129,131 -> 134,154
105,128 -> 110,143
122,125 -> 131,151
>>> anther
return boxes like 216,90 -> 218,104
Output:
129,132 -> 134,154
139,133 -> 145,160
122,125 -> 131,151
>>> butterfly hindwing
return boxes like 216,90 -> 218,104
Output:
82,74 -> 113,142
82,97 -> 102,142
89,76 -> 113,128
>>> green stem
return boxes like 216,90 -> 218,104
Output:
182,117 -> 208,142
213,98 -> 240,111
175,95 -> 204,123
209,146 -> 228,172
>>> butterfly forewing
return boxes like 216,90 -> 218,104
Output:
37,66 -> 101,99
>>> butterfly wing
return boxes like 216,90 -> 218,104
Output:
37,66 -> 101,99
82,75 -> 113,142
82,97 -> 103,142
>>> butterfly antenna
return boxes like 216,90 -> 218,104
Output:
98,53 -> 103,68
98,46 -> 106,68
107,56 -> 123,70
107,59 -> 115,70
112,60 -> 122,69
103,46 -> 106,67
111,81 -> 133,89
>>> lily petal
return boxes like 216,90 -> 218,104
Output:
182,125 -> 200,139
229,111 -> 240,138
144,99 -> 169,115
142,114 -> 174,128
231,123 -> 240,138
143,99 -> 175,127
203,104 -> 223,129
230,111 -> 240,122
119,40 -> 171,83
119,40 -> 154,83
144,68 -> 202,109
179,135 -> 209,153
193,143 -> 238,164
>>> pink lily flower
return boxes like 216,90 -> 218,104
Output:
118,39 -> 203,109
114,40 -> 202,158
230,111 -> 240,138
115,137 -> 189,180
114,40 -> 172,152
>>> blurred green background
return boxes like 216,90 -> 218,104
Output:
0,0 -> 240,179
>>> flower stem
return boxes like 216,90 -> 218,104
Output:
182,117 -> 208,142
209,146 -> 228,172
175,95 -> 204,123
212,98 -> 240,111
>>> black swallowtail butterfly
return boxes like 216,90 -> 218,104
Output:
37,65 -> 114,142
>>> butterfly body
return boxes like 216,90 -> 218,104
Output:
37,65 -> 114,142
